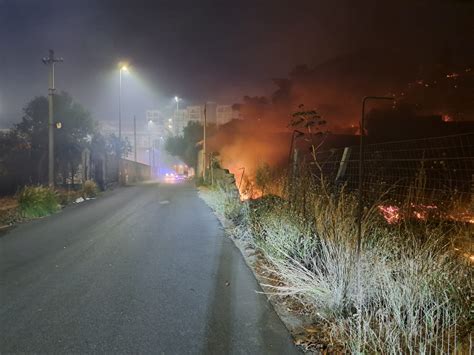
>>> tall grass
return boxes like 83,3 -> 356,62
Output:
202,173 -> 473,354
82,180 -> 98,198
17,185 -> 60,218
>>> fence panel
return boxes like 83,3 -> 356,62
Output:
305,133 -> 474,221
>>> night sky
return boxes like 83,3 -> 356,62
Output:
0,0 -> 472,127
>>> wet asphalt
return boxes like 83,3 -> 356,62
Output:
0,182 -> 299,354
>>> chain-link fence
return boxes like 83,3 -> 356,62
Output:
294,132 -> 474,222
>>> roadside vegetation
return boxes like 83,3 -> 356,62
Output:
0,91 -> 131,196
0,181 -> 101,228
201,167 -> 473,353
82,180 -> 98,198
17,186 -> 60,218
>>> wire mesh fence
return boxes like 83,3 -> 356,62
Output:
295,132 -> 474,222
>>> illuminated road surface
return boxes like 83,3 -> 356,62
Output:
0,182 -> 299,354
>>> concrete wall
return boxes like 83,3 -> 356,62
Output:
120,159 -> 151,184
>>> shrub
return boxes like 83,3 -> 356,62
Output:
17,186 -> 60,218
82,180 -> 98,198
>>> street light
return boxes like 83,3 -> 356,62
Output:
117,64 -> 129,184
356,96 -> 395,257
288,130 -> 305,166
174,96 -> 180,136
118,65 -> 129,141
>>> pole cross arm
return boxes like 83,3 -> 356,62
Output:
42,49 -> 64,65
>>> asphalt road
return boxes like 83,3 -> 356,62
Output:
0,182 -> 299,354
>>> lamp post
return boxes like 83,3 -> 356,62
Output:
356,96 -> 395,257
42,49 -> 63,187
175,96 -> 180,112
118,65 -> 128,141
174,96 -> 180,135
287,130 -> 304,196
288,130 -> 305,166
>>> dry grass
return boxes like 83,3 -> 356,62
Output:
201,177 -> 473,354
82,180 -> 98,198
17,186 -> 60,218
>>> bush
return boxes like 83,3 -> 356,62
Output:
17,186 -> 60,218
82,180 -> 98,198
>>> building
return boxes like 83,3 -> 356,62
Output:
216,105 -> 233,125
205,102 -> 217,125
146,109 -> 173,137
168,103 -> 242,135
146,110 -> 160,123
187,105 -> 204,123
175,109 -> 189,136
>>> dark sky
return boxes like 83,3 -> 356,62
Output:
0,0 -> 472,127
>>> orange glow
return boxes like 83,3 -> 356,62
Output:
378,202 -> 473,225
378,205 -> 401,224
239,189 -> 263,201
442,114 -> 453,122
446,72 -> 459,79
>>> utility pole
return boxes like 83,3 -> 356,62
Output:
152,140 -> 155,177
133,115 -> 137,162
42,49 -> 63,187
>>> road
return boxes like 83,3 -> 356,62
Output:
0,182 -> 299,354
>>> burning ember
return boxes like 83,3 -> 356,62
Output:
378,205 -> 401,224
442,114 -> 453,122
446,72 -> 460,79
378,203 -> 474,225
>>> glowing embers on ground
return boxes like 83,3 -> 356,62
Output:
239,189 -> 263,201
378,203 -> 474,225
378,203 -> 438,224
378,205 -> 402,224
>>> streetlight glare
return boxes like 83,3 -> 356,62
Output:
174,96 -> 179,102
121,65 -> 128,72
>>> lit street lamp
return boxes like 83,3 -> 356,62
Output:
175,95 -> 180,110
119,65 -> 128,141
117,64 -> 128,184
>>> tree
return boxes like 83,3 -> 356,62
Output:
0,130 -> 32,194
14,92 -> 96,185
165,121 -> 205,168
